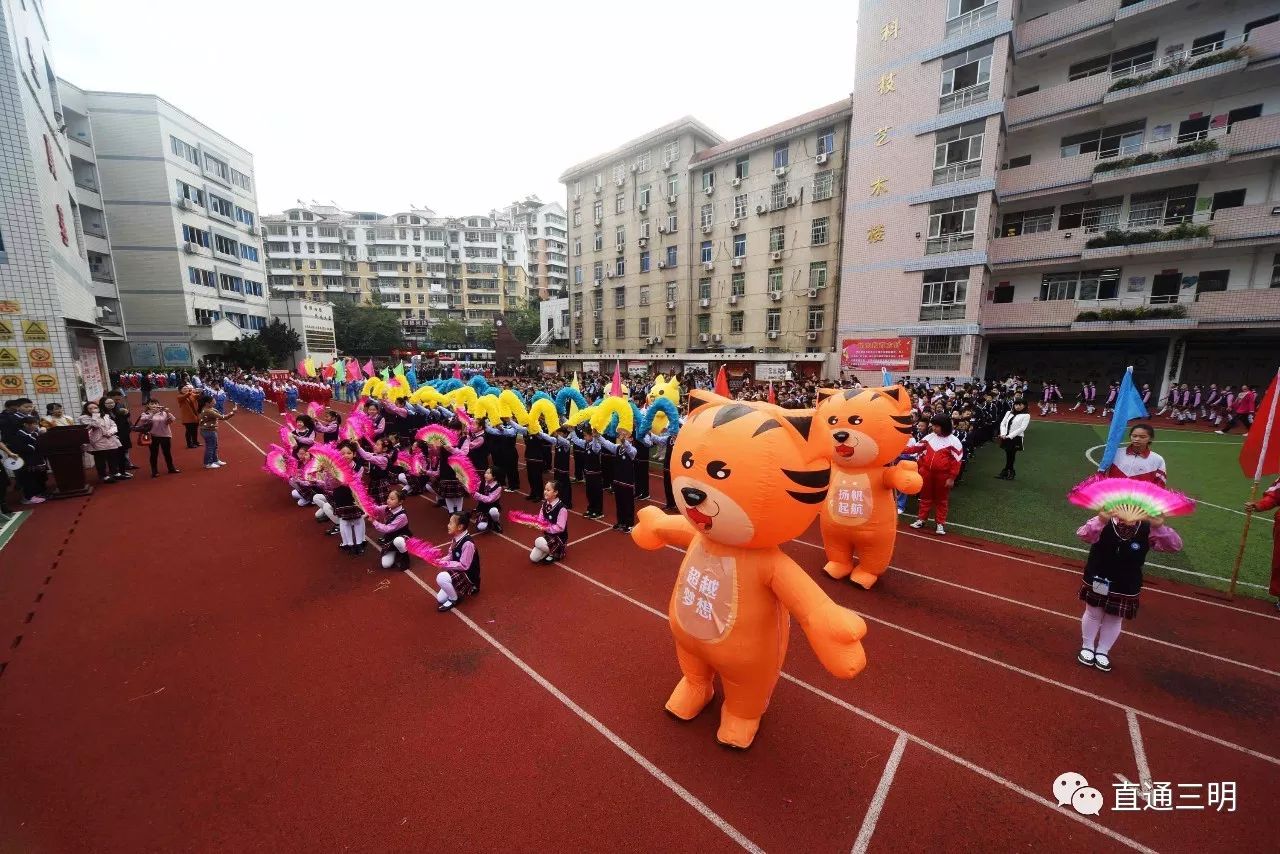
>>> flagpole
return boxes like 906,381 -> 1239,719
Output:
1228,366 -> 1280,597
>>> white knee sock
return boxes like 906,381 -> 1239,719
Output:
339,519 -> 356,546
489,507 -> 500,521
291,489 -> 301,500
530,536 -> 548,562
353,517 -> 366,544
436,570 -> 458,603
477,519 -> 489,531
445,496 -> 463,513
393,535 -> 407,553
381,552 -> 396,569
1095,613 -> 1124,654
1081,604 -> 1103,650
314,507 -> 327,521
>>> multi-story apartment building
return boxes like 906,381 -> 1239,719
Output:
506,197 -> 568,299
686,101 -> 851,358
262,203 -> 530,348
842,0 -> 1280,390
560,118 -> 724,356
1,2 -> 119,403
67,89 -> 269,368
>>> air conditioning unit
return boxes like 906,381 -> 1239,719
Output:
183,242 -> 198,254
731,177 -> 742,187
593,309 -> 601,318
657,260 -> 667,269
729,219 -> 740,230
712,333 -> 722,342
702,225 -> 712,234
574,194 -> 582,204
574,337 -> 582,345
755,204 -> 767,216
666,300 -> 676,310
615,177 -> 625,187
594,217 -> 602,226
630,163 -> 639,172
771,250 -> 782,261
667,194 -> 678,205
700,297 -> 710,307
179,197 -> 195,210
605,270 -> 614,278
616,244 -> 624,255
637,238 -> 648,249
593,277 -> 602,287
638,203 -> 648,213
769,291 -> 782,302
657,224 -> 668,234
774,166 -> 788,178
662,160 -> 674,171
731,257 -> 742,268
574,310 -> 582,318
593,337 -> 601,345
808,288 -> 819,298
785,195 -> 797,207
703,186 -> 714,196
645,336 -> 656,345
728,294 -> 739,305
816,152 -> 829,165
656,335 -> 664,343
594,185 -> 603,194
768,330 -> 779,339
702,262 -> 713,272
699,332 -> 709,342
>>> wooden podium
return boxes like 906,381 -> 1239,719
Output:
37,425 -> 93,498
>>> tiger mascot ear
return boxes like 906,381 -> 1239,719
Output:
816,387 -> 842,405
686,388 -> 735,414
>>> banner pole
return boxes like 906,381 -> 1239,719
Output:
1230,368 -> 1280,597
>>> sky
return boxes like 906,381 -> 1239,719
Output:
48,0 -> 860,218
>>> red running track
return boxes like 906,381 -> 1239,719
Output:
0,393 -> 1276,852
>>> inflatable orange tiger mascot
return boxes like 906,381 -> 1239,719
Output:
813,386 -> 923,589
631,390 -> 868,749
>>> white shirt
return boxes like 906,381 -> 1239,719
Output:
1000,411 -> 1030,440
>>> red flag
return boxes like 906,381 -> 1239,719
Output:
362,359 -> 375,378
1239,368 -> 1280,479
321,363 -> 335,380
297,359 -> 307,376
714,365 -> 729,397
767,382 -> 776,405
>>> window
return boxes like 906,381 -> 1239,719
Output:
733,234 -> 746,257
1039,268 -> 1120,301
639,317 -> 650,336
697,314 -> 710,334
230,168 -> 253,191
813,171 -> 834,201
182,224 -> 210,247
662,140 -> 679,164
734,156 -> 749,179
1128,185 -> 1197,228
666,213 -> 678,232
809,262 -> 828,290
593,232 -> 603,252
572,209 -> 582,227
614,288 -> 626,308
639,251 -> 650,273
593,261 -> 604,281
727,312 -> 744,334
666,282 -> 678,302
615,225 -> 626,248
187,266 -> 215,287
1000,208 -> 1054,236
219,273 -> 244,293
209,194 -> 234,218
698,279 -> 712,300
194,308 -> 221,325
574,239 -> 582,256
640,220 -> 650,239
615,257 -> 625,276
170,135 -> 200,165
807,308 -> 825,331
593,200 -> 603,221
1006,155 -> 1032,169
1069,41 -> 1156,80
920,266 -> 969,320
811,217 -> 829,246
700,241 -> 713,264
666,174 -> 679,197
766,309 -> 781,333
1058,196 -> 1122,231
665,315 -> 677,335
934,120 -> 985,185
235,207 -> 255,227
773,143 -> 789,170
701,170 -> 715,191
204,153 -> 231,183
1196,269 -> 1229,295
770,182 -> 787,211
615,193 -> 625,214
701,203 -> 713,229
768,268 -> 783,294
241,244 -> 259,262
940,41 -> 993,111
945,0 -> 996,36
613,318 -> 624,338
1271,253 -> 1280,288
638,184 -> 651,206
914,335 -> 962,370
176,180 -> 204,206
639,286 -> 650,306
816,127 -> 835,157
1061,120 -> 1145,159
636,149 -> 651,172
734,194 -> 748,219
769,227 -> 785,253
926,194 -> 977,254
1211,188 -> 1246,214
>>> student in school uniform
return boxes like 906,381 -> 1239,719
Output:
472,467 -> 504,534
1243,478 -> 1280,613
434,511 -> 481,611
571,425 -> 605,519
521,424 -> 550,502
528,480 -> 569,564
371,489 -> 413,570
598,428 -> 637,533
543,425 -> 574,511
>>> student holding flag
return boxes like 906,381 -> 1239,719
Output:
1094,367 -> 1148,481
1236,368 -> 1280,606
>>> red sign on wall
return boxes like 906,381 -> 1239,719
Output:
840,337 -> 913,371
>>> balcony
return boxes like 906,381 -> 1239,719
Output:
1014,0 -> 1186,55
1006,73 -> 1110,129
1187,289 -> 1280,325
983,287 -> 1280,333
990,204 -> 1280,269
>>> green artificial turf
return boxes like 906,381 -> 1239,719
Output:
906,420 -> 1275,598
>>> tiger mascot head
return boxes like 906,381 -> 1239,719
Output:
813,385 -> 916,469
673,390 -> 829,548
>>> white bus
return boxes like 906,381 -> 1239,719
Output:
435,348 -> 496,373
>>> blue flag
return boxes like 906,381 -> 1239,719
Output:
1097,367 -> 1148,472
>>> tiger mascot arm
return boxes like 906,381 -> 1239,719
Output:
768,557 -> 867,678
883,459 -> 923,494
632,504 -> 697,550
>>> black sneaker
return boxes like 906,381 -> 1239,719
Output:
437,599 -> 456,612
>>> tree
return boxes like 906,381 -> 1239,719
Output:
224,334 -> 271,370
470,324 -> 496,348
332,303 -> 404,356
507,303 -> 542,344
258,319 -> 302,367
430,320 -> 466,348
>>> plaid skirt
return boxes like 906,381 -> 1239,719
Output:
449,567 -> 479,598
367,471 -> 394,504
1079,584 -> 1140,620
436,477 -> 464,499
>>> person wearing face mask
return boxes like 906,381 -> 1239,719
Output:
80,401 -> 125,483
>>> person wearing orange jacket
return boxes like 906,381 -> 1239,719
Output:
177,384 -> 202,448
1244,477 -> 1280,612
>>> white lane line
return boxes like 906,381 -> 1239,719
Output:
850,733 -> 908,854
1127,710 -> 1154,799
567,527 -> 615,547
1085,445 -> 1247,516
895,528 -> 1279,621
882,564 -> 1280,679
399,568 -> 763,854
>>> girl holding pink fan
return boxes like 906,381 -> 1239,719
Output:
1070,479 -> 1191,672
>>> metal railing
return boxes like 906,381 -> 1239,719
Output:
925,233 -> 976,255
939,82 -> 990,113
1110,33 -> 1248,80
932,160 -> 983,186
945,2 -> 998,38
